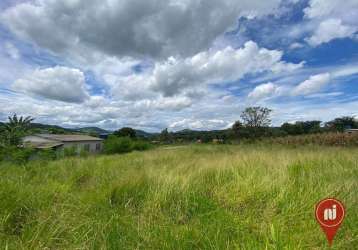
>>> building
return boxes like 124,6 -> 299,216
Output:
23,134 -> 103,154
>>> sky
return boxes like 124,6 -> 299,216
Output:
0,0 -> 358,132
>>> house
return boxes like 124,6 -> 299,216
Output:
23,134 -> 103,154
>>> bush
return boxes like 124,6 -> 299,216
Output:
104,136 -> 133,154
132,140 -> 151,151
63,146 -> 77,157
34,149 -> 57,161
0,146 -> 35,164
103,136 -> 152,154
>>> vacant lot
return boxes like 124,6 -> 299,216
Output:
0,145 -> 357,249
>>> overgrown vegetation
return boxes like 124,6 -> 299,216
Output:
0,145 -> 356,249
265,132 -> 358,146
104,135 -> 152,154
1,109 -> 358,165
0,114 -> 34,146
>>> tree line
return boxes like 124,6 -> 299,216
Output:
157,107 -> 358,143
1,107 -> 357,147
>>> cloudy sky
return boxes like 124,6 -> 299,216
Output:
0,0 -> 358,132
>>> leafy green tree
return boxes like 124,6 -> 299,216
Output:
281,122 -> 304,135
325,116 -> 358,132
239,107 -> 272,138
232,120 -> 243,139
300,121 -> 322,134
281,121 -> 322,135
159,128 -> 172,142
113,127 -> 136,138
232,121 -> 242,134
240,107 -> 272,128
1,114 -> 34,146
104,135 -> 133,154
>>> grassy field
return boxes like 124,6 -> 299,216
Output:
0,145 -> 357,249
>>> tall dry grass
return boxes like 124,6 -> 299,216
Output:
265,132 -> 358,146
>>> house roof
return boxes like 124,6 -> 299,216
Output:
23,141 -> 64,149
35,134 -> 103,142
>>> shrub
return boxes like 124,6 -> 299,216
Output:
0,146 -> 35,164
32,149 -> 57,161
104,136 -> 133,154
265,132 -> 358,146
132,140 -> 151,151
63,146 -> 77,157
103,136 -> 152,154
79,148 -> 89,158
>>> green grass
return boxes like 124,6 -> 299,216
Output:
0,145 -> 357,249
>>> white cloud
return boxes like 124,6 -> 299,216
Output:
149,41 -> 303,96
248,82 -> 278,100
304,0 -> 358,21
4,41 -> 20,59
289,42 -> 304,50
169,118 -> 229,131
13,66 -> 89,103
304,0 -> 358,46
306,19 -> 356,46
110,74 -> 156,101
134,96 -> 192,111
331,65 -> 358,78
291,73 -> 330,96
1,0 -> 358,132
1,0 -> 282,60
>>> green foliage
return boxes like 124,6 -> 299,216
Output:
104,136 -> 151,154
240,106 -> 272,128
232,120 -> 243,138
132,140 -> 152,151
113,127 -> 136,138
281,121 -> 323,135
230,106 -> 273,140
0,145 -> 356,249
159,128 -> 172,142
1,114 -> 34,146
0,146 -> 35,164
325,116 -> 358,132
266,132 -> 358,146
47,127 -> 67,134
3,206 -> 32,236
33,149 -> 57,161
63,146 -> 78,157
104,136 -> 133,154
79,148 -> 90,158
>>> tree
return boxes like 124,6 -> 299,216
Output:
281,120 -> 322,135
232,120 -> 243,137
300,121 -> 322,134
239,107 -> 272,139
159,128 -> 171,142
1,114 -> 34,146
325,116 -> 358,132
281,122 -> 304,135
240,107 -> 272,128
113,127 -> 136,138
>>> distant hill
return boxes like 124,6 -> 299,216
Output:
0,121 -> 160,138
135,129 -> 157,138
29,123 -> 74,134
75,127 -> 111,135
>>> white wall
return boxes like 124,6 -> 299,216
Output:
62,141 -> 103,154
